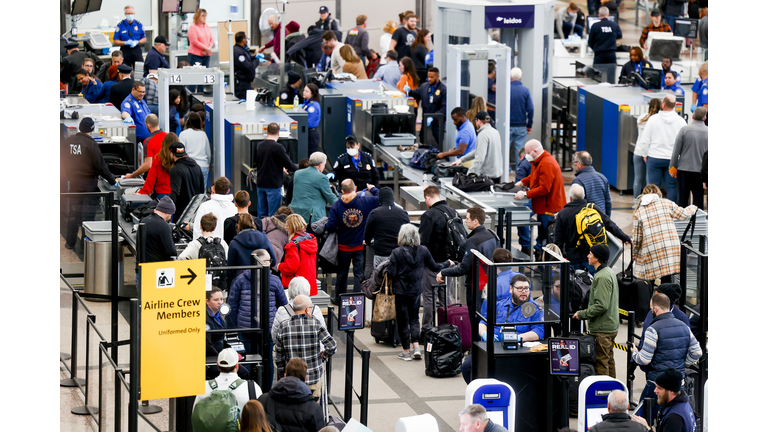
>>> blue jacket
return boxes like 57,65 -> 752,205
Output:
82,79 -> 104,103
659,391 -> 696,432
441,225 -> 498,291
572,166 -> 612,216
633,312 -> 700,381
143,46 -> 169,76
227,269 -> 288,334
515,158 -> 532,183
326,188 -> 380,247
481,297 -> 544,341
509,81 -> 534,128
227,229 -> 277,282
94,79 -> 116,104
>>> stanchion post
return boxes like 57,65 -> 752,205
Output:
72,314 -> 99,415
628,310 -> 635,401
643,397 -> 654,426
111,205 -> 119,365
343,331 -> 354,422
129,299 -> 140,432
496,208 -> 505,244
326,309 -> 334,395
360,350 -> 370,426
61,289 -> 83,387
258,255 -> 271,391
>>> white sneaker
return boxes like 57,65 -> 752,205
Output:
412,347 -> 422,360
397,352 -> 412,361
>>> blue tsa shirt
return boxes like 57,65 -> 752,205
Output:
121,94 -> 150,141
667,82 -> 685,96
691,77 -> 708,106
455,120 -> 477,156
481,296 -> 544,341
303,100 -> 321,128
113,19 -> 145,44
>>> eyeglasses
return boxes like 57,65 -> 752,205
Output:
513,285 -> 530,292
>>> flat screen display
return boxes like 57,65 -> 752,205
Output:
162,0 -> 180,13
339,294 -> 365,331
586,15 -> 615,33
86,0 -> 102,13
71,0 -> 88,15
673,18 -> 698,38
641,68 -> 663,90
587,407 -> 609,429
486,411 -> 504,427
180,0 -> 199,14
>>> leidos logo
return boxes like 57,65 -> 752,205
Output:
496,16 -> 522,24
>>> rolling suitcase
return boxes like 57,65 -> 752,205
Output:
423,323 -> 463,377
616,246 -> 653,326
370,318 -> 400,348
437,303 -> 472,352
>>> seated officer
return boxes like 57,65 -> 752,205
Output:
332,135 -> 379,192
278,71 -> 304,105
462,274 -> 544,383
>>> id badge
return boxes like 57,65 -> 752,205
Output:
430,96 -> 434,104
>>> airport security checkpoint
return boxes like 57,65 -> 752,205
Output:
59,1 -> 709,431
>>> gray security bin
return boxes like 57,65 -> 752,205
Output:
83,222 -> 125,300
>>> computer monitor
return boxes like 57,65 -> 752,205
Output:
86,0 -> 102,12
180,0 -> 199,14
647,33 -> 683,62
673,18 -> 699,38
162,0 -> 180,13
641,68 -> 663,90
586,15 -> 615,33
71,0 -> 88,15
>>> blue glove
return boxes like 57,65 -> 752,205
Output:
403,84 -> 411,95
481,332 -> 488,342
126,40 -> 137,48
426,117 -> 433,127
123,116 -> 134,124
689,103 -> 696,113
254,53 -> 265,62
326,172 -> 335,180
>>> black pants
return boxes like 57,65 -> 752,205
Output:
120,46 -> 144,70
308,127 -> 320,155
335,249 -> 364,301
235,80 -> 253,100
65,182 -> 100,248
676,170 -> 705,209
395,293 -> 421,350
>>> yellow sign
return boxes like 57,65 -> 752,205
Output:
140,259 -> 206,400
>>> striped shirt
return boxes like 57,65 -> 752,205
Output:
274,313 -> 337,385
631,323 -> 702,367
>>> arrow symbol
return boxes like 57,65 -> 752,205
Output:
180,268 -> 197,285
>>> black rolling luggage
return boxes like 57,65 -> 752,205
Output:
371,319 -> 400,348
616,246 -> 653,326
568,363 -> 596,416
423,323 -> 463,377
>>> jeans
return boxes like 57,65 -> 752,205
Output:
201,166 -> 210,190
257,187 -> 282,218
633,153 -> 647,198
676,170 -> 704,208
562,22 -> 584,37
534,213 -> 555,252
187,54 -> 211,92
509,126 -> 528,163
587,0 -> 601,15
395,293 -> 421,349
147,104 -> 158,116
518,201 -> 533,250
646,157 -> 677,203
664,15 -> 678,33
335,249 -> 364,302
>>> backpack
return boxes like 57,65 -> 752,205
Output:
568,270 -> 593,314
574,203 -> 607,248
191,379 -> 245,432
410,146 -> 440,171
441,209 -> 468,261
198,237 -> 228,289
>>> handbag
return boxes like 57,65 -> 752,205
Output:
452,172 -> 494,192
435,161 -> 468,178
371,275 -> 396,322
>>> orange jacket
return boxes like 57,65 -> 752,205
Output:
397,74 -> 418,107
521,150 -> 566,215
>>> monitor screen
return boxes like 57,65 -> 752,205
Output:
673,18 -> 698,38
648,38 -> 683,62
86,0 -> 102,13
180,0 -> 199,14
90,32 -> 109,45
162,0 -> 180,13
587,407 -> 609,429
486,411 -> 504,427
71,0 -> 88,15
587,15 -> 615,33
641,68 -> 663,90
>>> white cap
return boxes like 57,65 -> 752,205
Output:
146,73 -> 158,80
217,348 -> 239,367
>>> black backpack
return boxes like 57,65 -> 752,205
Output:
567,270 -> 593,314
198,237 -> 228,289
441,209 -> 468,262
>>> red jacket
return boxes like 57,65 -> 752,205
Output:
138,154 -> 171,195
278,233 -> 319,294
521,150 -> 566,215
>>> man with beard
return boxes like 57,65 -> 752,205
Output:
461,274 -> 544,383
629,368 -> 698,432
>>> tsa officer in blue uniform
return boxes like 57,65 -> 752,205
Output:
690,62 -> 708,124
663,71 -> 685,96
302,83 -> 322,156
121,81 -> 151,142
332,135 -> 379,192
233,31 -> 259,100
112,5 -> 146,69
619,47 -> 653,84
143,36 -> 170,77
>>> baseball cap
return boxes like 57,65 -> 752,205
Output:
319,6 -> 329,13
169,142 -> 187,156
154,35 -> 170,45
474,111 -> 489,121
217,348 -> 240,367
146,73 -> 158,80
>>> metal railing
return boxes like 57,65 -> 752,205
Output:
325,308 -> 371,425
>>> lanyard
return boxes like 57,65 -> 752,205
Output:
428,83 -> 439,95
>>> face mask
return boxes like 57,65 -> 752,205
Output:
347,148 -> 359,157
568,12 -> 577,17
126,14 -> 135,22
525,153 -> 535,162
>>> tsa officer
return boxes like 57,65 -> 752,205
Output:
663,71 -> 685,96
333,135 -> 379,192
302,83 -> 322,156
233,31 -> 259,100
112,5 -> 147,69
278,71 -> 304,106
121,81 -> 151,142
406,67 -> 447,146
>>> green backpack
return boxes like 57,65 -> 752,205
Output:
191,379 -> 244,432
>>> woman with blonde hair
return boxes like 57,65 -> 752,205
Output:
277,214 -> 320,294
380,20 -> 398,63
340,45 -> 367,79
187,8 -> 214,92
633,98 -> 662,198
466,96 -> 489,131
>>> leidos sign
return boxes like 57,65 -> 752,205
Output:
485,5 -> 536,29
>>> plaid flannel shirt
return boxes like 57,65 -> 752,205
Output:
141,77 -> 159,106
632,196 -> 697,280
639,23 -> 672,47
274,313 -> 337,385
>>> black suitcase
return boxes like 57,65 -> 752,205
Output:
434,162 -> 468,178
569,321 -> 597,365
371,319 -> 400,348
616,246 -> 653,326
568,363 -> 596,416
424,323 -> 463,377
